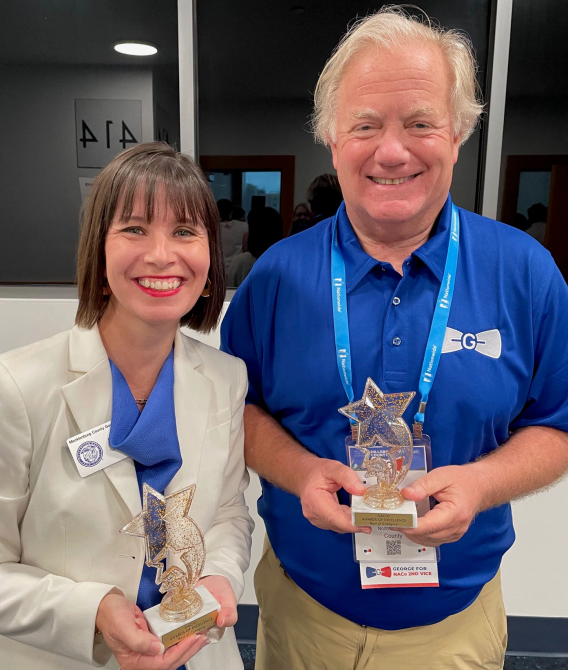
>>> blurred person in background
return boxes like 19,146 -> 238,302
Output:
525,202 -> 548,244
227,207 -> 283,287
291,175 -> 343,235
308,173 -> 343,225
289,202 -> 312,235
232,205 -> 247,222
218,199 -> 249,272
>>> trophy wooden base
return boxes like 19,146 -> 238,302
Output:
144,585 -> 221,649
352,495 -> 417,528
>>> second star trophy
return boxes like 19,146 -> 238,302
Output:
120,483 -> 221,648
339,378 -> 418,528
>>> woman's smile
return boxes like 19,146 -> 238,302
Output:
134,276 -> 184,297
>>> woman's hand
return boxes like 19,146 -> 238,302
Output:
95,592 -> 209,670
197,575 -> 238,627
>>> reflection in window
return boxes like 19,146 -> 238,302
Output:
516,172 -> 550,244
197,0 -> 492,228
226,206 -> 283,288
500,1 -> 568,275
242,172 -> 281,215
208,170 -> 282,219
0,1 -> 180,283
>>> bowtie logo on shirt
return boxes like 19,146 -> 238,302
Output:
366,566 -> 392,579
441,328 -> 502,359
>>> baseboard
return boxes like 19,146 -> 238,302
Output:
236,605 -> 568,656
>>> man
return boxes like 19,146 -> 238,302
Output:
221,8 -> 568,670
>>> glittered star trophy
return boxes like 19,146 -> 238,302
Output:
339,378 -> 418,528
120,484 -> 221,648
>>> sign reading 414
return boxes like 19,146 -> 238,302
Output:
75,99 -> 142,168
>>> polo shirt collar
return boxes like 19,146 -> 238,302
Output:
337,193 -> 453,290
336,202 -> 380,294
412,193 -> 454,283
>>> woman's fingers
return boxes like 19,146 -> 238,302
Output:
159,633 -> 210,670
118,624 -> 164,656
217,605 -> 238,628
127,633 -> 209,670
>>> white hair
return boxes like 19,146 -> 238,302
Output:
312,6 -> 484,146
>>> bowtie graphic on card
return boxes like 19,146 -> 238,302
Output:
366,566 -> 391,578
441,328 -> 501,359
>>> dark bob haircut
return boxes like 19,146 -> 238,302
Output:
76,142 -> 225,333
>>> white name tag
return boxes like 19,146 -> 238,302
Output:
66,421 -> 128,477
355,527 -> 437,563
360,561 -> 439,589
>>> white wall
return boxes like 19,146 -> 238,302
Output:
0,287 -> 566,615
199,97 -> 332,208
199,97 -> 481,212
0,65 -> 154,282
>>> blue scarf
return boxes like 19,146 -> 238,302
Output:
109,349 -> 183,613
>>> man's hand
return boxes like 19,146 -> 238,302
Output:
297,458 -> 371,534
95,592 -> 209,670
400,464 -> 485,547
197,575 -> 237,627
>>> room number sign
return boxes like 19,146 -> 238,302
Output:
75,99 -> 142,168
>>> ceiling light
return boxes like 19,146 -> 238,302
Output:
114,42 -> 158,57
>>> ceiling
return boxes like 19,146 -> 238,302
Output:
0,0 -> 565,101
196,0 -> 492,101
0,0 -> 178,66
506,0 -> 568,99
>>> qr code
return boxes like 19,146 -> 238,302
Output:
386,540 -> 402,556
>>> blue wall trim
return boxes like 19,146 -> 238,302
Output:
236,605 -> 568,656
507,616 -> 568,655
235,604 -> 259,643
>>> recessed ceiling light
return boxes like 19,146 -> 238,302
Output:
114,42 -> 158,56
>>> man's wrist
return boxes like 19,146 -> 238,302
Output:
465,457 -> 502,513
293,452 -> 324,498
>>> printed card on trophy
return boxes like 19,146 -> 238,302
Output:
339,378 -> 418,528
120,483 -> 221,648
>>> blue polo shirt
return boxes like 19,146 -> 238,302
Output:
221,195 -> 568,629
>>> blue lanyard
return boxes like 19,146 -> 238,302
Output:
331,200 -> 460,429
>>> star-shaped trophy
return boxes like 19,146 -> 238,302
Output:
340,379 -> 418,527
120,484 -> 221,648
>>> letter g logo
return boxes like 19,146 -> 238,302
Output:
462,333 -> 477,350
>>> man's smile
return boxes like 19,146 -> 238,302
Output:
368,173 -> 421,186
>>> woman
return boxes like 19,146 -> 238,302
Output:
0,142 -> 253,670
227,206 -> 283,287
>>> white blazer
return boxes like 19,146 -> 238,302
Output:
0,325 -> 253,670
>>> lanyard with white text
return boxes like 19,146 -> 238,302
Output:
331,200 -> 460,432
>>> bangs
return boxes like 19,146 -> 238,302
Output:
113,155 -> 213,229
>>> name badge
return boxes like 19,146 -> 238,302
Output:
66,421 -> 128,477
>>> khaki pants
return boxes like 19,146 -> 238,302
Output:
254,542 -> 507,670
